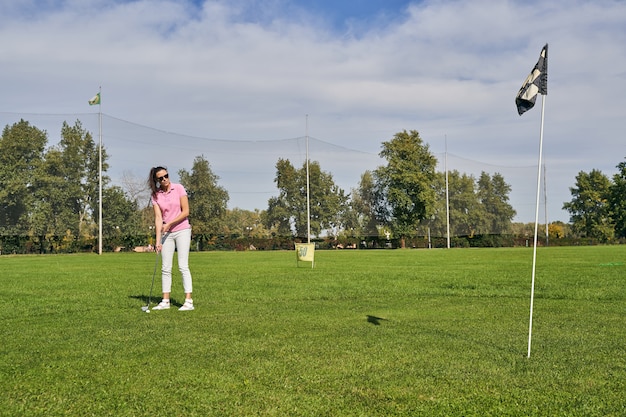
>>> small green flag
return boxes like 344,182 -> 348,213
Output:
88,92 -> 101,105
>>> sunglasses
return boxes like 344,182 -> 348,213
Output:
157,173 -> 169,181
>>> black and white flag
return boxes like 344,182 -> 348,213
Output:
516,44 -> 548,116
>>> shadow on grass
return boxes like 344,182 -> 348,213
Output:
366,315 -> 388,325
129,294 -> 184,308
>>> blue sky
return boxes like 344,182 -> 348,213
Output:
286,0 -> 413,29
1,0 -> 626,224
186,0 -> 414,30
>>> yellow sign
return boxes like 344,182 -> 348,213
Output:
295,243 -> 315,268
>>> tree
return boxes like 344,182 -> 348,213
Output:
1,118 -> 124,253
0,120 -> 47,238
54,120 -> 108,244
374,130 -> 437,245
426,169 -> 516,243
102,186 -> 142,250
548,221 -> 567,239
266,158 -> 347,238
346,170 -> 379,239
477,171 -> 516,234
222,208 -> 269,238
420,170 -> 447,238
563,169 -> 614,241
30,148 -> 72,252
309,162 -> 348,237
120,170 -> 150,207
265,158 -> 298,236
447,171 -> 481,237
609,160 -> 626,238
179,155 -> 229,249
431,170 -> 477,237
266,196 -> 292,236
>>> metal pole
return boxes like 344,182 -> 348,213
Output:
445,135 -> 450,249
98,86 -> 103,255
306,115 -> 310,244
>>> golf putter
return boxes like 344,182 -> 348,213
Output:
141,232 -> 168,313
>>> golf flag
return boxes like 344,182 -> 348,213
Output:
88,92 -> 101,106
516,44 -> 548,115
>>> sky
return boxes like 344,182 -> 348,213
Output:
1,0 -> 626,224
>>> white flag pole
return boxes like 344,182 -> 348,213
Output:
98,86 -> 103,255
543,163 -> 550,246
527,93 -> 546,358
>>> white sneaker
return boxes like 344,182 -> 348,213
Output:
179,300 -> 194,311
152,300 -> 170,310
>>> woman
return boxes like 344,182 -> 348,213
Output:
148,166 -> 194,311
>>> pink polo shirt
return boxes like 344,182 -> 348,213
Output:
151,183 -> 191,232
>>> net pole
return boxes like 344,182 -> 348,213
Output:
98,86 -> 103,255
445,135 -> 450,249
306,115 -> 310,244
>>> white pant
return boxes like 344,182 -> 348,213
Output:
160,228 -> 193,294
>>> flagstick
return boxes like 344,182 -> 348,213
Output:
98,86 -> 103,255
527,94 -> 546,358
543,163 -> 550,246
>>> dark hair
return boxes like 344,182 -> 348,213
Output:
148,166 -> 167,196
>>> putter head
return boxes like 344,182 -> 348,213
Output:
141,306 -> 149,312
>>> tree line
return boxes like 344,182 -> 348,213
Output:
1,119 -> 602,254
562,163 -> 626,242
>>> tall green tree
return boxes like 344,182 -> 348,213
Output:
609,160 -> 626,238
54,120 -> 107,243
179,155 -> 229,248
29,119 -> 108,252
449,172 -> 481,237
563,169 -> 614,240
266,158 -> 347,238
0,120 -> 47,237
30,148 -> 70,251
374,130 -> 437,244
266,158 -> 298,236
102,186 -> 142,250
346,170 -> 379,239
477,171 -> 516,234
426,170 -> 515,240
310,162 -> 348,237
222,208 -> 269,238
421,170 -> 447,238
429,170 -> 480,237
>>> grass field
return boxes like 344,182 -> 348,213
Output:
1,246 -> 625,416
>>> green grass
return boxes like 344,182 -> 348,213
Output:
1,246 -> 625,416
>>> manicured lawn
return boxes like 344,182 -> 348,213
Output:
1,246 -> 625,416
